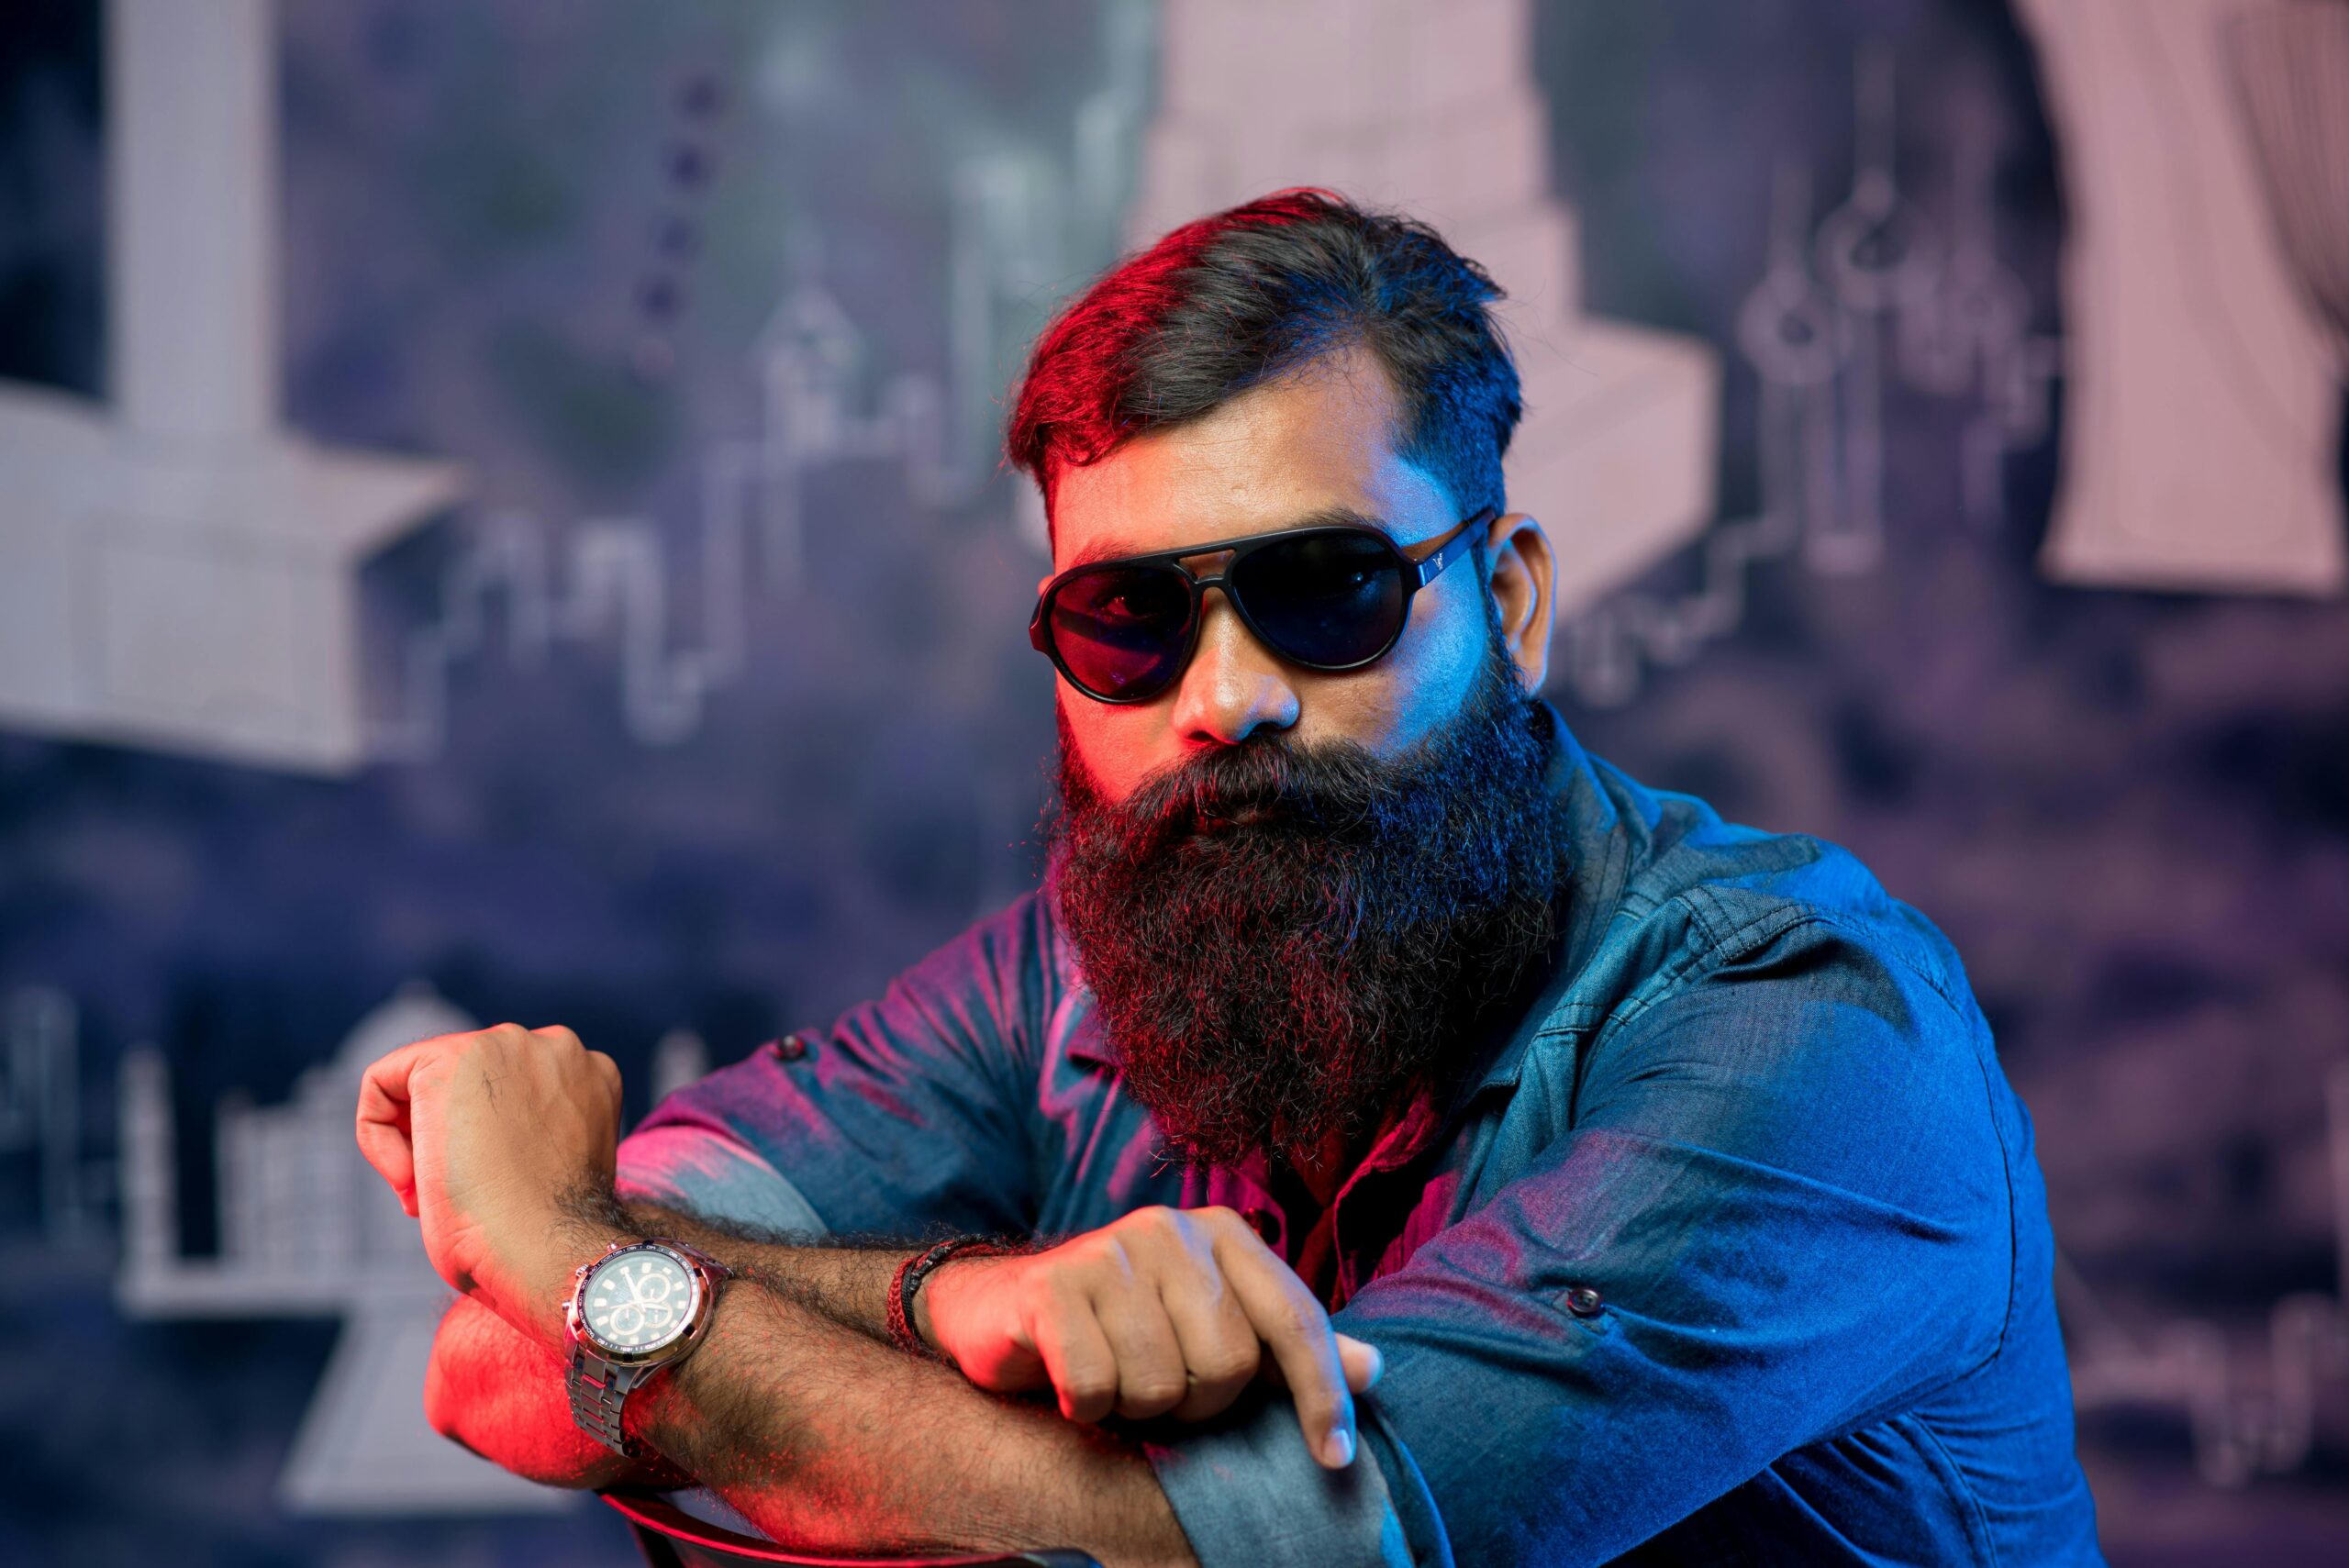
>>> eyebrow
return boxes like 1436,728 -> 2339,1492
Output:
1062,504 -> 1395,570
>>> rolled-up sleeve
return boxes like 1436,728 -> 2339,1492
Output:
1151,918 -> 2015,1567
617,896 -> 1050,1240
1141,1385 -> 1422,1568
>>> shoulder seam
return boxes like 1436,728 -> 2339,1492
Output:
1684,894 -> 1973,1020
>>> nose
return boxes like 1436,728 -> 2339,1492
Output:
1169,588 -> 1299,747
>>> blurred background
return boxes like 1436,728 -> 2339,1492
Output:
3,0 -> 2346,1562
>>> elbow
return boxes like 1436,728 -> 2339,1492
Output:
422,1312 -> 469,1443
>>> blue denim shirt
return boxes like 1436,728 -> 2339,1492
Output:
617,711 -> 2104,1565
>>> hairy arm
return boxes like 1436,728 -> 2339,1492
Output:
422,1199 -> 956,1488
425,1201 -> 1193,1558
633,1250 -> 1196,1563
425,1200 -> 1200,1564
376,1022 -> 1362,1565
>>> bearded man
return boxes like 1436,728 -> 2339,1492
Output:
358,191 -> 2103,1566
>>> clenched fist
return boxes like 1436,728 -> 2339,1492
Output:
916,1204 -> 1383,1468
355,1022 -> 624,1343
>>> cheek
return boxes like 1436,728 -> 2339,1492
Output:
1058,693 -> 1171,804
1301,603 -> 1485,754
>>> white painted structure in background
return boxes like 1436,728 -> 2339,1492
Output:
114,981 -> 712,1515
1129,0 -> 1721,624
0,989 -> 106,1241
0,0 -> 461,774
117,984 -> 573,1515
2018,0 -> 2345,596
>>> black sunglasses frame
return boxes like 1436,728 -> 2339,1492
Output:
1030,507 -> 1500,705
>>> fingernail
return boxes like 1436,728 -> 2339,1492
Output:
1364,1345 -> 1384,1384
1325,1427 -> 1355,1467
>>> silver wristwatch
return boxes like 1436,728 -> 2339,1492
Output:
562,1237 -> 733,1458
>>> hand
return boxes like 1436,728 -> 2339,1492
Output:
917,1205 -> 1383,1469
354,1023 -> 625,1344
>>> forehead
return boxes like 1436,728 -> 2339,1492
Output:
1051,344 -> 1453,567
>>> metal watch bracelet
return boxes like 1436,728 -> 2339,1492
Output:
562,1237 -> 734,1461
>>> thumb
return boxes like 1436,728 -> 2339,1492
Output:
1337,1333 -> 1383,1393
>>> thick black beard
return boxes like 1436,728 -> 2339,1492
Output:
1048,634 -> 1571,1172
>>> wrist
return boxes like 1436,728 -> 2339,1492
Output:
505,1209 -> 642,1351
911,1249 -> 1015,1360
911,1258 -> 955,1352
560,1234 -> 733,1463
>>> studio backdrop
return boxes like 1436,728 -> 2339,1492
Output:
2,1 -> 2345,1563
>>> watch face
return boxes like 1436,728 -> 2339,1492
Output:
582,1247 -> 698,1354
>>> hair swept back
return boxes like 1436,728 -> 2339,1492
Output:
1005,188 -> 1524,537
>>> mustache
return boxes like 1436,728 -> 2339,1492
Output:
1083,732 -> 1399,860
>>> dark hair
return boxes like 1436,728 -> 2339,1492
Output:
1006,188 -> 1523,535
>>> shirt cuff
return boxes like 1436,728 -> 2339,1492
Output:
615,1122 -> 830,1239
1141,1385 -> 1426,1568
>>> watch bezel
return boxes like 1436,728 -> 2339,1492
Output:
563,1239 -> 726,1367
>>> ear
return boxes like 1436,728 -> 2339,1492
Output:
1485,511 -> 1554,692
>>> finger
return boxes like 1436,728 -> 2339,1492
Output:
1089,1274 -> 1190,1421
1338,1333 -> 1384,1394
585,1050 -> 622,1096
1028,1282 -> 1121,1425
585,1051 -> 626,1131
1216,1230 -> 1356,1468
1158,1262 -> 1262,1422
354,1038 -> 446,1205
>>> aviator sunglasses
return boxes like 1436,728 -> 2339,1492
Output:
1030,507 -> 1498,704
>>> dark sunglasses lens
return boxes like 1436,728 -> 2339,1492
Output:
1047,566 -> 1195,699
1230,531 -> 1408,667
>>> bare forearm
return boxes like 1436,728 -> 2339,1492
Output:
425,1293 -> 670,1490
616,1199 -> 918,1342
431,1202 -> 1196,1561
640,1273 -> 1198,1567
426,1202 -> 959,1488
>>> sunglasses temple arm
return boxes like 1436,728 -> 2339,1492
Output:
1414,509 -> 1498,587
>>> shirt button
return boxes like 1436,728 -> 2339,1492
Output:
1565,1285 -> 1605,1318
773,1033 -> 809,1062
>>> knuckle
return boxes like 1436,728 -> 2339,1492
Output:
1193,1343 -> 1259,1385
1117,1205 -> 1181,1242
1085,1235 -> 1138,1281
1265,1293 -> 1319,1336
1063,1365 -> 1116,1402
1126,1373 -> 1186,1408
